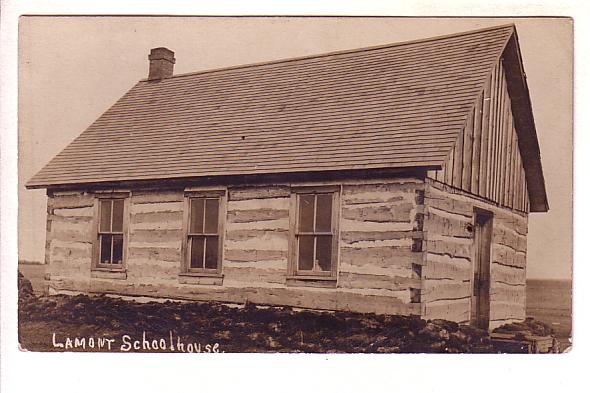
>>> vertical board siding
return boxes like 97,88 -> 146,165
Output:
471,92 -> 483,193
422,181 -> 528,328
479,75 -> 491,197
428,59 -> 529,212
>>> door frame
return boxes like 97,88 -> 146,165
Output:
470,208 -> 493,330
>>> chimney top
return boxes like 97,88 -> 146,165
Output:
148,47 -> 175,81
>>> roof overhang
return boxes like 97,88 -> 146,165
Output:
501,28 -> 549,212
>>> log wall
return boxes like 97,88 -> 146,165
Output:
45,178 -> 424,316
422,180 -> 528,329
428,59 -> 530,213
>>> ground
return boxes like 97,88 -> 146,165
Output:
17,263 -> 570,353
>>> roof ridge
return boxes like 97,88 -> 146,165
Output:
140,24 -> 515,82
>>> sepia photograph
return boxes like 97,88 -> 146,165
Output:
16,16 -> 572,355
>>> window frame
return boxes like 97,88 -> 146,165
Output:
181,189 -> 226,278
288,185 -> 340,282
91,191 -> 130,273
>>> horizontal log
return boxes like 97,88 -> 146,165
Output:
47,279 -> 421,316
226,218 -> 290,232
51,229 -> 94,244
341,203 -> 413,223
340,218 -> 414,232
422,297 -> 470,323
342,185 -> 418,205
127,262 -> 180,280
130,240 -> 182,250
426,194 -> 473,217
424,213 -> 472,238
49,214 -> 93,225
130,229 -> 183,243
130,201 -> 183,214
491,263 -> 526,285
48,257 -> 90,270
50,239 -> 92,252
493,209 -> 528,235
127,247 -> 181,263
49,276 -> 420,315
90,270 -> 127,280
337,287 -> 410,302
492,245 -> 526,268
224,259 -> 286,270
48,273 -> 423,314
423,255 -> 471,281
341,238 -> 414,249
493,227 -> 527,252
223,266 -> 287,285
51,194 -> 94,209
53,206 -> 94,218
340,246 -> 422,268
227,208 -> 289,224
224,249 -> 287,263
339,262 -> 413,278
425,239 -> 471,259
131,191 -> 183,204
338,272 -> 420,291
51,217 -> 92,232
228,197 -> 289,211
225,232 -> 288,252
228,186 -> 290,201
490,282 -> 526,303
340,230 -> 420,243
47,266 -> 88,283
421,280 -> 471,303
130,211 -> 183,226
225,228 -> 288,242
490,301 -> 525,321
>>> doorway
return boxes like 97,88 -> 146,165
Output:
471,210 -> 493,330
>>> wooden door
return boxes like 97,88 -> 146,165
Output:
471,211 -> 493,330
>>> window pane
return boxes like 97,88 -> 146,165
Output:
204,236 -> 219,269
112,235 -> 124,264
298,235 -> 314,271
190,236 -> 205,268
315,194 -> 332,232
111,199 -> 124,232
99,200 -> 112,232
316,235 -> 332,272
298,194 -> 315,232
190,198 -> 205,234
99,235 -> 112,264
204,198 -> 219,234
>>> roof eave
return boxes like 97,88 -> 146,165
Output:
25,165 -> 440,192
502,27 -> 549,213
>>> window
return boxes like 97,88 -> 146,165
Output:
92,194 -> 128,275
98,199 -> 125,265
289,187 -> 340,283
182,190 -> 225,277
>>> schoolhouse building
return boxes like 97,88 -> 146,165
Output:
27,25 -> 548,330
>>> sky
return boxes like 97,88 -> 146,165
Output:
17,16 -> 573,279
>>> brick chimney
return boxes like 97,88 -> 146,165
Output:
148,47 -> 175,80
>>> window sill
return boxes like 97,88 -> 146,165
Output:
91,269 -> 127,280
286,276 -> 337,288
179,273 -> 223,286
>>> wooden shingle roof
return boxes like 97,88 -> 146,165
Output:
26,24 -> 547,210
